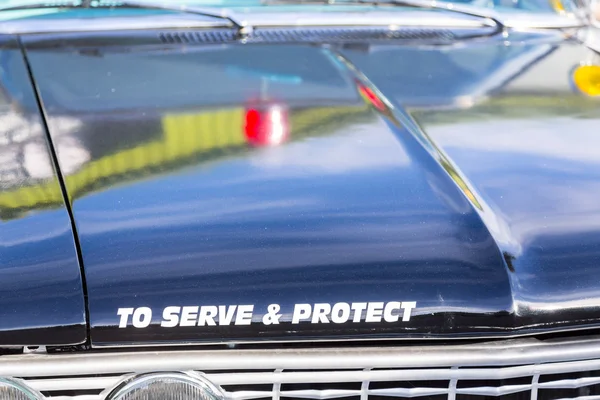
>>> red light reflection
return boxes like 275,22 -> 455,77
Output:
244,104 -> 290,147
357,83 -> 386,112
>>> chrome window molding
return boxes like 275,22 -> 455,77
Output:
4,336 -> 600,400
0,10 -> 585,35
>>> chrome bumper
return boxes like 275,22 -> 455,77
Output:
4,336 -> 600,400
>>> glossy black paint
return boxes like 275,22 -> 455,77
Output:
0,36 -> 86,345
400,42 -> 600,330
16,28 -> 600,346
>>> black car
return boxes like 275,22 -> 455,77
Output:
0,1 -> 599,399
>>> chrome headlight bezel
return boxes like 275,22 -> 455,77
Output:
0,377 -> 44,400
106,371 -> 225,400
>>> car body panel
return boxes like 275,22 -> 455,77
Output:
18,27 -> 600,346
402,42 -> 600,329
0,35 -> 86,345
344,35 -> 600,332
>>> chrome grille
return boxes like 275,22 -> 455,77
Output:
4,337 -> 600,400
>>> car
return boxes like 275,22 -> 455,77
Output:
0,0 -> 599,399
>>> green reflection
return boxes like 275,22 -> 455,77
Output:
411,94 -> 600,125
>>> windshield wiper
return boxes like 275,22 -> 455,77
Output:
0,0 -> 254,38
263,0 -> 506,33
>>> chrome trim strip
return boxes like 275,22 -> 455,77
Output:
3,336 -> 600,377
17,358 -> 600,385
7,337 -> 600,400
501,12 -> 586,28
0,14 -> 228,35
263,0 -> 507,32
243,11 -> 490,27
87,0 -> 254,37
0,10 -> 584,35
27,377 -> 123,392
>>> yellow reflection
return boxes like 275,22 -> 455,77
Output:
572,65 -> 600,97
550,0 -> 566,13
0,105 -> 367,220
440,159 -> 483,210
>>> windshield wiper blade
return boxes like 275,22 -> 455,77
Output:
264,0 -> 506,34
0,0 -> 254,38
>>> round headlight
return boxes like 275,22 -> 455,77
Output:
0,378 -> 44,400
107,372 -> 225,400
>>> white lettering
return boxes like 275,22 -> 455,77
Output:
312,303 -> 331,323
198,306 -> 218,326
117,307 -> 134,328
236,305 -> 254,325
219,305 -> 237,325
401,301 -> 417,321
292,304 -> 312,323
121,301 -> 416,329
161,306 -> 181,327
351,302 -> 367,323
331,302 -> 351,324
132,307 -> 152,328
365,302 -> 384,323
180,306 -> 199,327
383,301 -> 401,323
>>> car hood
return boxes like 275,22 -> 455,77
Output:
19,28 -> 600,346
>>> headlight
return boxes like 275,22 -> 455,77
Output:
0,378 -> 43,400
107,372 -> 225,400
